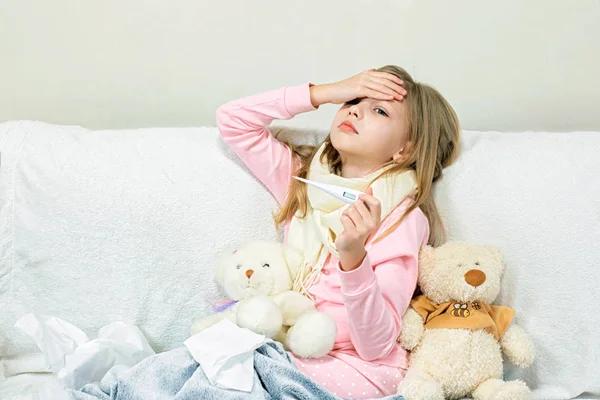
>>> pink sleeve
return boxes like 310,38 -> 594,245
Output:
337,207 -> 430,361
216,83 -> 316,203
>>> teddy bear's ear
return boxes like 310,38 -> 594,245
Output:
418,244 -> 436,266
485,245 -> 504,268
281,243 -> 305,280
214,251 -> 235,285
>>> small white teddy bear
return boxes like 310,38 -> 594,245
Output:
190,240 -> 337,359
397,241 -> 535,400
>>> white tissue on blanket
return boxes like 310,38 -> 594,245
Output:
14,313 -> 90,373
184,319 -> 268,392
15,313 -> 155,390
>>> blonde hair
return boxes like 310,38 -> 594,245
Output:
274,65 -> 460,247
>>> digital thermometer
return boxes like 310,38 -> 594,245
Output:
293,176 -> 366,205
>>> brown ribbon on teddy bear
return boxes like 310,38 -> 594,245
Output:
410,295 -> 516,341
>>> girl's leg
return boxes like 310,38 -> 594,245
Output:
288,352 -> 397,399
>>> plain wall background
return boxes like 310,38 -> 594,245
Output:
1,0 -> 599,132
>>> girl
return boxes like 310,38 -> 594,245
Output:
216,66 -> 460,398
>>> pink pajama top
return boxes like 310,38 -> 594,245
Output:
216,83 -> 429,398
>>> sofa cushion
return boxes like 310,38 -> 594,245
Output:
0,120 -> 282,361
1,121 -> 599,399
435,130 -> 600,399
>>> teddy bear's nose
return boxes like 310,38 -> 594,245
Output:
464,269 -> 486,287
245,269 -> 254,279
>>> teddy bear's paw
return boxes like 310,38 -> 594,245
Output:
396,368 -> 444,400
398,308 -> 425,350
286,311 -> 337,358
272,291 -> 315,326
473,378 -> 531,400
236,295 -> 283,338
494,380 -> 531,400
500,324 -> 535,368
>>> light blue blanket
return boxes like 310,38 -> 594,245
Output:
67,341 -> 404,400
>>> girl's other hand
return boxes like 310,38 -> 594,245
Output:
310,69 -> 407,107
336,187 -> 382,271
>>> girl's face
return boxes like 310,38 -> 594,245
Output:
330,97 -> 410,171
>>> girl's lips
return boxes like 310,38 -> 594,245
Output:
339,121 -> 357,134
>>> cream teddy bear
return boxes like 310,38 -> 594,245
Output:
190,240 -> 337,359
397,241 -> 535,400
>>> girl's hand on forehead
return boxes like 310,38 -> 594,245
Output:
309,69 -> 407,108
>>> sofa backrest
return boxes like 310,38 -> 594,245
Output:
1,120 -> 599,398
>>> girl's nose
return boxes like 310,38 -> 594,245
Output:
348,104 -> 361,119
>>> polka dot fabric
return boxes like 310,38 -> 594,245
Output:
290,352 -> 404,399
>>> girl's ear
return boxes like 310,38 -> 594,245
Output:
392,141 -> 413,163
392,148 -> 404,161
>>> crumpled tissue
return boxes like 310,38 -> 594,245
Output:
184,319 -> 268,392
15,313 -> 155,391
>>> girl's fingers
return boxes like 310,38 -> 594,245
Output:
365,82 -> 402,101
359,193 -> 382,223
371,71 -> 404,87
346,206 -> 367,231
341,214 -> 356,232
365,89 -> 394,101
372,77 -> 407,97
354,199 -> 372,222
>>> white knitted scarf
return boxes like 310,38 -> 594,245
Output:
288,143 -> 418,298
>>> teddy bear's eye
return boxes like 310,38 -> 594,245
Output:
458,263 -> 463,268
262,263 -> 270,268
236,264 -> 242,270
475,262 -> 480,266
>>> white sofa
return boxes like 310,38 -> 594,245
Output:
0,120 -> 599,399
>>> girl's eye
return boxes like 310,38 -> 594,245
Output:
375,108 -> 388,117
344,98 -> 361,106
262,263 -> 270,268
